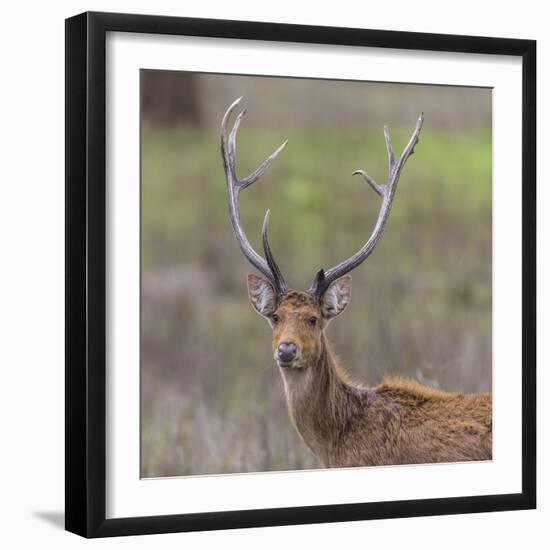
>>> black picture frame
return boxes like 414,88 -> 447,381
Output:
65,11 -> 536,538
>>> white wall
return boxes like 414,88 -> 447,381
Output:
0,1 -> 546,547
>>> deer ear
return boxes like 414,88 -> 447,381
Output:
247,274 -> 277,318
321,275 -> 352,320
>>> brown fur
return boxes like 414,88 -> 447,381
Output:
257,288 -> 492,468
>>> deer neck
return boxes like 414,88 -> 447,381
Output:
279,333 -> 361,464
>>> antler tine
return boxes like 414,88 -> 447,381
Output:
384,125 -> 397,176
352,170 -> 384,197
309,113 -> 424,299
262,210 -> 288,293
221,98 -> 288,294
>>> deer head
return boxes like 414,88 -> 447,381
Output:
221,97 -> 423,370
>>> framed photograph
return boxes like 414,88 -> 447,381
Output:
65,11 -> 536,538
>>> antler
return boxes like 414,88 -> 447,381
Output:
221,97 -> 289,294
309,114 -> 424,299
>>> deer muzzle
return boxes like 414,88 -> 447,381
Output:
276,342 -> 298,366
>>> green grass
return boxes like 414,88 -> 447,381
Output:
141,126 -> 491,270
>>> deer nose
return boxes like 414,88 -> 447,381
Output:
277,342 -> 298,363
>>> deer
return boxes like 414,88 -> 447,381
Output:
220,97 -> 492,468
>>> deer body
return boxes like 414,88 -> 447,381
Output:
281,333 -> 492,467
220,98 -> 492,467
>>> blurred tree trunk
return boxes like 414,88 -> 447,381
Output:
141,70 -> 202,127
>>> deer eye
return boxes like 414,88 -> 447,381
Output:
272,314 -> 280,324
308,316 -> 318,327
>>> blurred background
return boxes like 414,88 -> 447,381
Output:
140,70 -> 492,478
